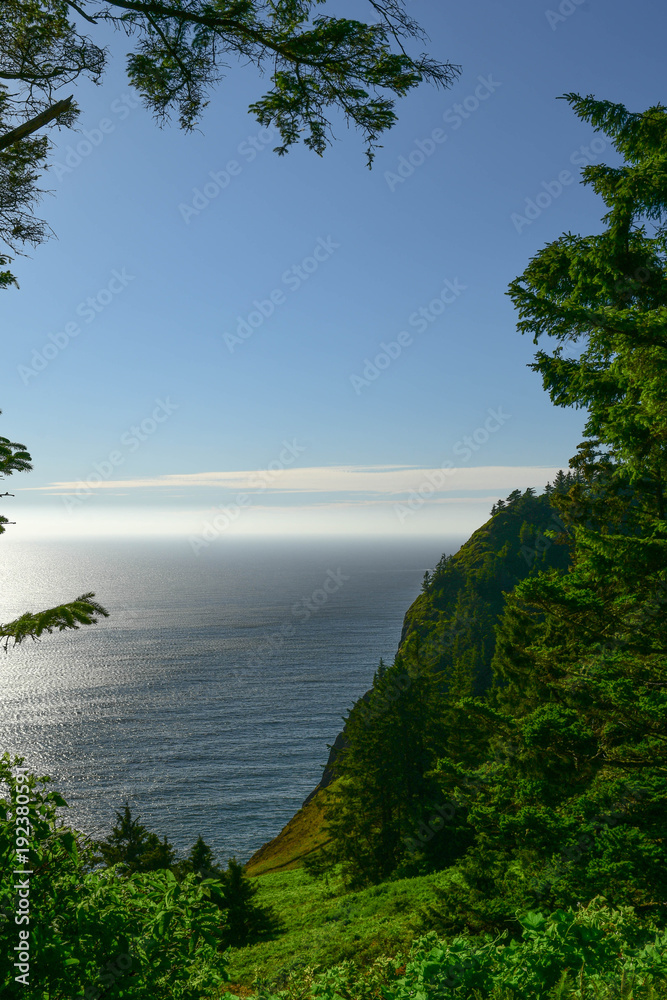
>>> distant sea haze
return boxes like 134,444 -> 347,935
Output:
0,535 -> 461,860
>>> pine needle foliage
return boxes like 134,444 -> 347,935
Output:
0,1 -> 459,279
0,410 -> 108,649
0,591 -> 109,650
316,95 -> 667,942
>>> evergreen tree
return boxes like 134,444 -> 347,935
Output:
321,645 -> 463,884
96,804 -> 178,873
218,857 -> 280,948
425,95 -> 667,933
404,489 -> 571,692
320,488 -> 575,886
509,94 -> 667,523
184,834 -> 224,880
177,839 -> 279,946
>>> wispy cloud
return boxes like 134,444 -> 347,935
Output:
26,464 -> 562,498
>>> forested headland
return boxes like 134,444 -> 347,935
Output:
1,8 -> 667,995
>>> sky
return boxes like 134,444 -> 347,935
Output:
2,0 -> 666,539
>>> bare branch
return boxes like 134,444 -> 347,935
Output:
0,96 -> 74,152
65,0 -> 99,24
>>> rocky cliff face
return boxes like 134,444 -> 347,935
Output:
302,729 -> 349,806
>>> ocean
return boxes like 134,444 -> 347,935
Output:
0,535 -> 462,862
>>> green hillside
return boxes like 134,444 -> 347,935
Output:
401,477 -> 574,695
252,477 -> 577,873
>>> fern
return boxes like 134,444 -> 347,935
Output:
547,970 -> 574,1000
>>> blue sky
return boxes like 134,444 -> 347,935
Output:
2,0 -> 666,538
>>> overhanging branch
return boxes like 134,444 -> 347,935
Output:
0,97 -> 74,152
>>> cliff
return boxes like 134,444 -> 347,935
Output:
246,483 -> 573,873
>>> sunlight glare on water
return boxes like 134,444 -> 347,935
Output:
0,534 -> 461,860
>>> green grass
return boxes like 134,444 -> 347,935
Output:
226,865 -> 457,988
226,870 -> 667,1000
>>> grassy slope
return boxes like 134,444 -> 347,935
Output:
227,865 -> 459,989
245,790 -> 330,877
238,787 -> 457,985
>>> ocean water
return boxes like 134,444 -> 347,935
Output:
0,535 -> 462,861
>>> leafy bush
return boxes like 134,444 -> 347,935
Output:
393,900 -> 667,999
249,898 -> 667,1000
0,753 -> 231,999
